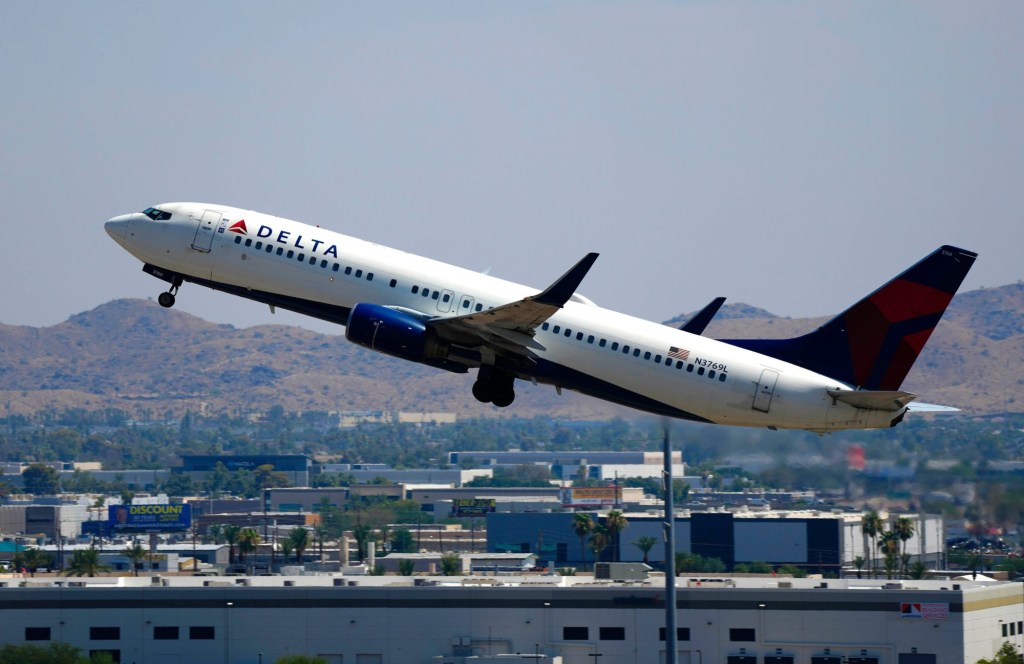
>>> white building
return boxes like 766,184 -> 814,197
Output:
0,574 -> 1018,663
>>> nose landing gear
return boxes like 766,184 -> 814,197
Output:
157,276 -> 183,308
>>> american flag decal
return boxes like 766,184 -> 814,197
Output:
668,346 -> 690,361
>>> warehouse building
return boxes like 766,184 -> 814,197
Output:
0,574 -> 1018,663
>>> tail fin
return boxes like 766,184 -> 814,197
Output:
721,246 -> 977,390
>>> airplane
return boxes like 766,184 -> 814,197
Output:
104,203 -> 977,433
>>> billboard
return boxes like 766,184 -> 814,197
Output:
560,487 -> 620,508
452,498 -> 496,517
108,504 -> 191,532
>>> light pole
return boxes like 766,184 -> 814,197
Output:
662,424 -> 678,664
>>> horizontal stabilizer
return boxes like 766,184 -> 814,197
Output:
906,402 -> 960,413
827,389 -> 917,412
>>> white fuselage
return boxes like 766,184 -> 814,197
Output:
105,203 -> 900,431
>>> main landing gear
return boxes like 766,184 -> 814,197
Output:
472,366 -> 516,408
157,276 -> 183,308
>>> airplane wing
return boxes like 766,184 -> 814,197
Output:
679,297 -> 726,335
427,253 -> 599,358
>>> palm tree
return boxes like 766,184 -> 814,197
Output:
352,524 -> 372,562
632,536 -> 658,565
16,548 -> 53,577
65,548 -> 111,577
604,511 -> 628,562
288,527 -> 311,564
893,516 -> 915,577
571,513 -> 594,567
237,528 -> 260,564
222,524 -> 241,565
588,525 -> 609,566
314,523 -> 329,561
878,530 -> 900,579
122,541 -> 147,577
279,538 -> 294,563
206,523 -> 224,545
853,555 -> 866,579
862,511 -> 883,578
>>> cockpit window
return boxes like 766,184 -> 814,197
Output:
142,207 -> 172,221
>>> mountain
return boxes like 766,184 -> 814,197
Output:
2,283 -> 1022,419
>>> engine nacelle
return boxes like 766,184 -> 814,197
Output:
346,303 -> 465,372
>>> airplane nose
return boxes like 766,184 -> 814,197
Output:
104,214 -> 133,246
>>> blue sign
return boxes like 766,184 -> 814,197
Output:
108,504 -> 191,532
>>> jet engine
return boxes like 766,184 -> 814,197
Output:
345,303 -> 466,373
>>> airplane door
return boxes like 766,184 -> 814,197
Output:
752,368 -> 780,413
457,295 -> 475,315
191,210 -> 221,252
436,289 -> 455,313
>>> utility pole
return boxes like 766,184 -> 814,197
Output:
663,424 -> 677,664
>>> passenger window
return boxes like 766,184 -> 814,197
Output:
697,367 -> 705,376
644,351 -> 651,360
412,285 -> 419,294
432,292 -> 439,300
462,299 -> 470,309
542,323 -> 549,331
389,279 -> 397,287
676,361 -> 683,369
287,250 -> 294,259
422,289 -> 430,297
633,348 -> 641,357
367,273 -> 374,281
265,244 -> 272,253
587,335 -> 594,343
719,373 -> 727,382
345,267 -> 352,275
277,247 -> 284,256
244,239 -> 252,247
553,326 -> 561,334
355,269 -> 363,277
442,293 -> 450,302
255,241 -> 263,250
611,342 -> 619,351
599,339 -> 606,347
687,364 -> 694,372
320,260 -> 328,268
623,345 -> 630,354
475,303 -> 483,311
234,236 -> 241,244
564,329 -> 571,337
297,253 -> 305,261
333,264 -> 340,272
654,355 -> 662,363
576,332 -> 584,340
708,370 -> 716,379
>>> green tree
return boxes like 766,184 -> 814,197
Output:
893,516 -> 915,577
21,463 -> 60,494
632,536 -> 657,564
65,548 -> 111,577
862,511 -> 884,578
391,528 -> 416,553
121,541 -> 147,577
439,552 -> 462,576
878,530 -> 901,579
279,538 -> 294,563
604,511 -> 628,563
0,640 -> 102,664
288,527 -> 311,563
776,563 -> 808,578
571,513 -> 594,566
588,525 -> 609,564
237,528 -> 260,564
977,642 -> 1022,664
352,523 -> 373,562
852,555 -> 866,579
275,656 -> 328,664
398,558 -> 416,576
222,524 -> 241,565
13,548 -> 53,577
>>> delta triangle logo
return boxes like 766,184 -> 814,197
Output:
228,220 -> 248,235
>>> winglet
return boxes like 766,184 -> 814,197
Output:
680,297 -> 726,335
532,252 -> 600,307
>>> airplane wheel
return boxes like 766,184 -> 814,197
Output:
158,292 -> 175,308
491,389 -> 515,408
472,380 -> 493,403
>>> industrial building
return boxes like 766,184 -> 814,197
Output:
0,573 -> 1018,663
488,510 -> 945,572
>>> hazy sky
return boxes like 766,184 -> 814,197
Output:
2,2 -> 1021,334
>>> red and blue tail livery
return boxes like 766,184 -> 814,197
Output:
106,203 -> 977,432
